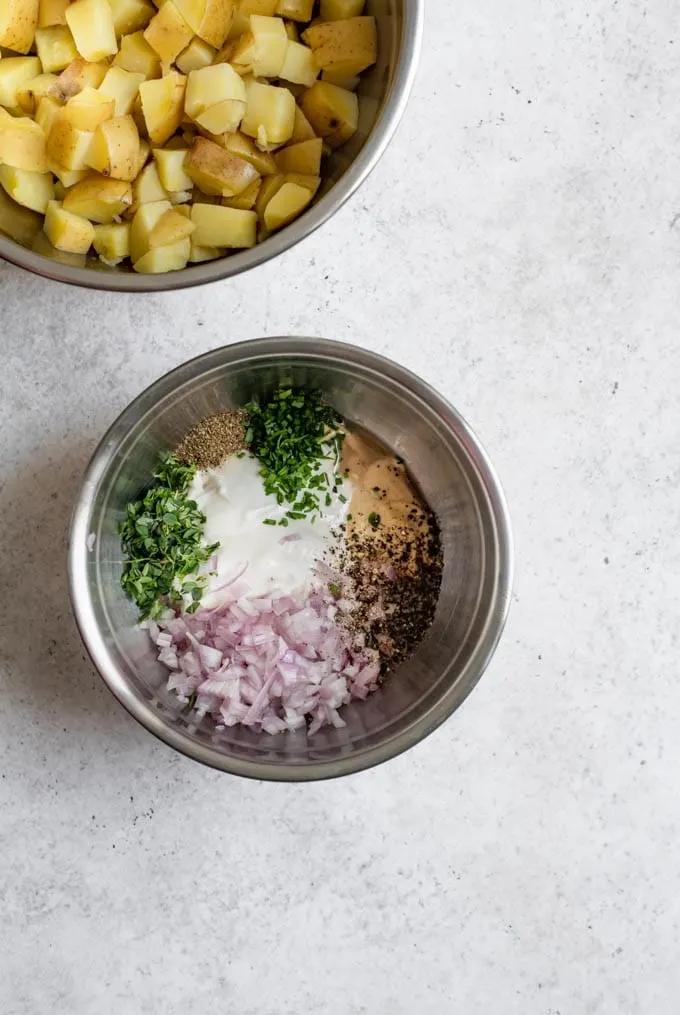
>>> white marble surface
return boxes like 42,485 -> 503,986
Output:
2,0 -> 680,1011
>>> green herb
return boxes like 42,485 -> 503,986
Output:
182,690 -> 197,713
339,494 -> 347,504
245,386 -> 344,523
120,454 -> 219,620
328,583 -> 340,598
368,512 -> 381,529
347,513 -> 353,521
263,518 -> 277,526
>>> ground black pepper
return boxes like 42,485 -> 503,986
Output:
175,410 -> 247,469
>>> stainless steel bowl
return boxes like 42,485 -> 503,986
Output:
69,337 -> 513,780
0,1 -> 422,291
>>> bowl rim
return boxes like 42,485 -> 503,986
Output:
0,2 -> 424,292
68,336 -> 514,780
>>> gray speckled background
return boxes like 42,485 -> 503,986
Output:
2,1 -> 680,1012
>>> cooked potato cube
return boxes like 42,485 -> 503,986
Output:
225,11 -> 249,41
109,0 -> 155,36
274,136 -> 320,174
0,185 -> 43,246
49,58 -> 109,101
38,0 -> 69,28
276,0 -> 313,23
153,146 -> 192,190
48,160 -> 89,186
0,0 -> 40,54
174,0 -> 234,47
0,165 -> 55,213
65,86 -> 116,130
43,198 -> 95,251
320,68 -> 360,90
35,26 -> 79,73
136,137 -> 151,172
185,63 -> 245,134
279,40 -> 318,87
147,206 -> 195,246
113,31 -> 161,77
93,220 -> 130,263
16,74 -> 58,116
190,202 -> 256,246
283,20 -> 299,41
129,196 -> 171,260
36,95 -> 62,135
189,240 -> 223,261
220,175 -> 259,208
319,0 -> 365,20
302,17 -> 376,77
241,80 -> 295,147
228,31 -> 255,74
98,67 -> 145,116
87,114 -> 139,180
143,1 -> 193,64
254,169 -> 283,218
0,58 -> 43,108
139,71 -> 186,144
62,174 -> 133,221
238,0 -> 277,14
283,169 -> 319,194
299,80 -> 357,148
249,15 -> 288,76
48,115 -> 96,169
65,0 -> 118,61
131,160 -> 168,205
133,236 -> 190,271
0,115 -> 48,172
216,130 -> 276,174
262,178 -> 310,229
176,37 -> 215,73
289,103 -> 316,143
185,137 -> 259,196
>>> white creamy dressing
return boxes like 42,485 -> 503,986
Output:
188,452 -> 352,602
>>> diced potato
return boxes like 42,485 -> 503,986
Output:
262,178 -> 310,229
16,74 -> 58,116
220,175 -> 259,208
113,31 -> 161,78
289,103 -> 316,143
0,185 -> 43,245
47,115 -> 95,169
143,1 -> 193,64
129,196 -> 171,260
133,237 -> 190,271
299,80 -> 357,148
38,0 -> 69,28
43,198 -> 95,251
319,0 -> 365,20
185,63 -> 245,134
216,130 -> 275,174
241,80 -> 294,147
279,40 -> 318,87
302,17 -> 376,77
49,58 -> 109,101
147,206 -> 195,246
176,37 -> 215,73
65,86 -> 116,130
93,220 -> 130,263
276,0 -> 313,23
62,174 -> 132,220
136,137 -> 151,171
225,11 -> 249,41
35,25 -> 79,73
283,20 -> 299,41
98,67 -> 145,116
249,15 -> 287,77
0,0 -> 40,54
109,0 -> 156,36
254,169 -> 282,218
48,159 -> 89,186
274,136 -> 320,174
153,146 -> 191,190
0,165 -> 55,213
320,68 -> 360,90
190,201 -> 256,246
185,137 -> 259,196
0,115 -> 48,172
174,0 -> 234,47
36,95 -> 62,135
284,169 -> 319,194
189,240 -> 223,261
238,0 -> 277,14
132,160 -> 167,205
0,58 -> 43,108
65,0 -> 118,62
139,71 -> 186,144
87,114 -> 139,180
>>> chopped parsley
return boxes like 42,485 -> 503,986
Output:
120,454 -> 218,620
368,512 -> 381,529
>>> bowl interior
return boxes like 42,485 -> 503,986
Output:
0,0 -> 411,288
70,341 -> 511,778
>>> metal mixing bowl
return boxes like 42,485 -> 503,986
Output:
69,337 -> 513,780
0,1 -> 422,291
